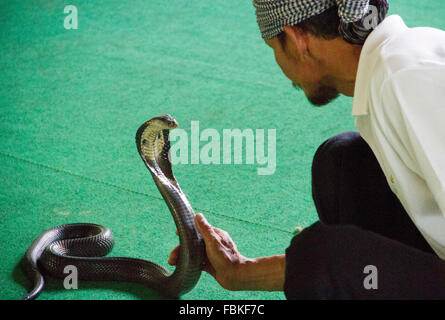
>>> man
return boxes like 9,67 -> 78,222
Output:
169,0 -> 445,299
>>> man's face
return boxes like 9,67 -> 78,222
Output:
265,37 -> 339,106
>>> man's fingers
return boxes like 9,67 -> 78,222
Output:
214,227 -> 229,239
168,246 -> 180,266
195,213 -> 217,241
202,260 -> 216,278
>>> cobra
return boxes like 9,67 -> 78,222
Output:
22,114 -> 205,299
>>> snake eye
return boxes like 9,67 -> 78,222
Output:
142,139 -> 147,145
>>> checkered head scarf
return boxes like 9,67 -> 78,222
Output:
253,0 -> 389,44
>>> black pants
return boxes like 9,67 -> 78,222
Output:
284,132 -> 445,299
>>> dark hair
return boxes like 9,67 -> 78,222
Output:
278,0 -> 389,46
298,5 -> 341,40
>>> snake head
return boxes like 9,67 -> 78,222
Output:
150,114 -> 178,130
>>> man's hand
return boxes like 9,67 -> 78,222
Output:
168,213 -> 286,292
168,213 -> 248,290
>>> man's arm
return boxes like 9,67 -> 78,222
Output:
168,213 -> 285,291
233,254 -> 285,291
382,67 -> 445,214
381,67 -> 445,258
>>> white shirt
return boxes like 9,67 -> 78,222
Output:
353,15 -> 445,259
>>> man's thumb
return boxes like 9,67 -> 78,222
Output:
195,213 -> 212,239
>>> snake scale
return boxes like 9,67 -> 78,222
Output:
22,114 -> 205,299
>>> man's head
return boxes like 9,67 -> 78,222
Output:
254,0 -> 389,106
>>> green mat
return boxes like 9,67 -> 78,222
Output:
1,0 -> 444,300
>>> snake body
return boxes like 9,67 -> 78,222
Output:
22,114 -> 205,299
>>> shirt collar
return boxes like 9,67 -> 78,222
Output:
352,15 -> 408,116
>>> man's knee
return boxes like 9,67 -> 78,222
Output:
311,131 -> 362,224
312,131 -> 361,174
284,222 -> 361,299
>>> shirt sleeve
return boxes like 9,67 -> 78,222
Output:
381,65 -> 445,215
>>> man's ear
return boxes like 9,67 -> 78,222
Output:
283,25 -> 308,59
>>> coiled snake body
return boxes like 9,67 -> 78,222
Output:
22,114 -> 205,299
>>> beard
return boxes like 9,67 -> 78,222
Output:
294,83 -> 340,107
307,85 -> 340,106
